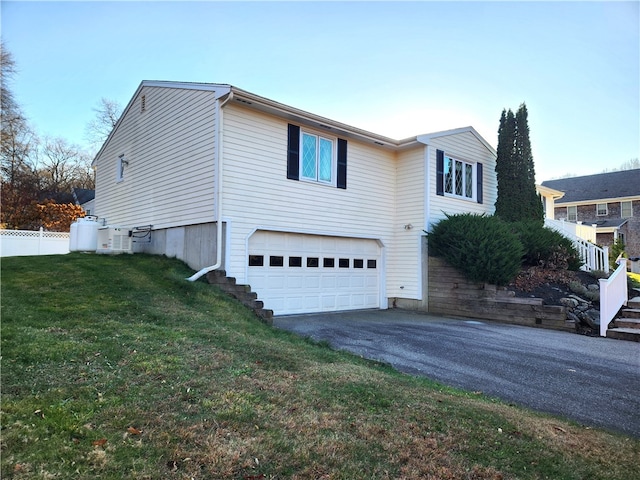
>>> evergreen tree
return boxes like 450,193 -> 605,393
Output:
495,103 -> 543,223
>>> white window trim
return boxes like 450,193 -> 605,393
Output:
443,155 -> 476,201
116,154 -> 127,183
567,205 -> 577,222
299,130 -> 336,186
596,203 -> 608,216
621,201 -> 633,218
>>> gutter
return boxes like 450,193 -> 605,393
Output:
187,91 -> 234,281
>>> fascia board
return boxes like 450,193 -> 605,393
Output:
228,88 -> 406,150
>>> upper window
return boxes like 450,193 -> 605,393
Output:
436,149 -> 482,204
444,155 -> 474,199
301,132 -> 334,184
567,205 -> 577,222
621,201 -> 633,218
596,203 -> 608,216
287,124 -> 347,189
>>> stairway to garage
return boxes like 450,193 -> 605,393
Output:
206,270 -> 274,324
607,295 -> 640,342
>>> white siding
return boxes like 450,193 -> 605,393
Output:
388,146 -> 425,298
220,103 -> 397,295
94,86 -> 218,229
427,131 -> 497,229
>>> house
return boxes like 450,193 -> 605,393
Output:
93,81 -> 497,315
540,169 -> 640,258
72,188 -> 95,216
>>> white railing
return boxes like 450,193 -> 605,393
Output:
544,218 -> 609,273
599,259 -> 628,337
0,228 -> 70,257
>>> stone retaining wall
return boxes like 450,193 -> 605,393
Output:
427,257 -> 573,331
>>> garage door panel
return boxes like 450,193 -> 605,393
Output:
248,231 -> 380,315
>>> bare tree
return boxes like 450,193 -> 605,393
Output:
85,97 -> 122,151
38,137 -> 94,202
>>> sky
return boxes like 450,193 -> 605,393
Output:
2,1 -> 639,182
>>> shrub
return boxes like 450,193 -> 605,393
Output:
510,220 -> 583,271
609,238 -> 626,271
427,213 -> 523,286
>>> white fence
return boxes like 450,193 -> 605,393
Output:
599,260 -> 628,337
0,228 -> 70,257
544,218 -> 609,273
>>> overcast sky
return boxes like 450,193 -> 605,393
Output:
2,1 -> 638,182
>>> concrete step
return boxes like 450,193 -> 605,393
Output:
606,328 -> 640,342
205,270 -> 271,324
626,296 -> 640,309
620,308 -> 640,319
614,317 -> 640,329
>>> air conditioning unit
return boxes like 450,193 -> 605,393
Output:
96,226 -> 132,254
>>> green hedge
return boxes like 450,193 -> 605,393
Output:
427,213 -> 524,286
427,214 -> 583,286
509,220 -> 582,271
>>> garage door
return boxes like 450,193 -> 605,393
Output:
247,231 -> 381,315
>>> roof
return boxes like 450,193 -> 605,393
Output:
591,218 -> 629,229
72,188 -> 95,205
541,169 -> 640,204
93,80 -> 497,163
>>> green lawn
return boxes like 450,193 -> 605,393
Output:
2,253 -> 639,479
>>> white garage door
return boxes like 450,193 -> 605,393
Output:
247,231 -> 381,315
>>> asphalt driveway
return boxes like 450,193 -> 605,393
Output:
273,309 -> 640,438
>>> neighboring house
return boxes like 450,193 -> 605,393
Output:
93,81 -> 497,315
72,188 -> 95,216
540,169 -> 640,257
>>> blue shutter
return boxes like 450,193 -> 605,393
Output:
436,149 -> 444,196
476,162 -> 483,204
287,124 -> 300,180
337,138 -> 347,189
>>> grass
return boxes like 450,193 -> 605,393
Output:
629,271 -> 640,290
2,253 -> 639,479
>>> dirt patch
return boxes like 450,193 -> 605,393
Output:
508,267 -> 599,306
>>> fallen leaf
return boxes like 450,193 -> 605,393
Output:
127,426 -> 142,435
92,438 -> 108,447
167,460 -> 179,471
552,425 -> 567,434
34,409 -> 44,418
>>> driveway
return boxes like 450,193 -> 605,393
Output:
273,309 -> 640,438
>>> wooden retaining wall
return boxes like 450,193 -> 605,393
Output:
427,257 -> 572,331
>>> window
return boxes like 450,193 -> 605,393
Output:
367,259 -> 377,269
116,154 -> 127,182
567,205 -> 577,222
289,256 -> 302,267
354,259 -> 364,269
269,256 -> 284,267
248,255 -> 264,266
301,132 -> 333,184
323,258 -> 335,268
436,150 -> 482,203
621,201 -> 633,218
339,258 -> 350,268
596,203 -> 608,216
287,124 -> 347,189
307,257 -> 319,267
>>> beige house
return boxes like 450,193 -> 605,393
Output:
93,81 -> 497,315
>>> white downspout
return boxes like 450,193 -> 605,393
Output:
187,91 -> 234,281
